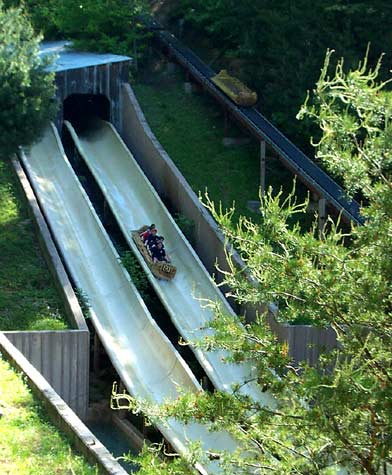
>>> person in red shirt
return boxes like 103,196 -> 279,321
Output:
140,223 -> 156,242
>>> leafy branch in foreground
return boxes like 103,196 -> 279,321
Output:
112,51 -> 392,474
298,46 -> 392,199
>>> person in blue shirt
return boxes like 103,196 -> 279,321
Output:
144,228 -> 158,248
151,241 -> 170,263
147,234 -> 165,251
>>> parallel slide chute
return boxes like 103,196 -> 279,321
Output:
65,119 -> 274,407
21,124 -> 242,474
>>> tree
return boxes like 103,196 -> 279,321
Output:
113,51 -> 392,474
3,0 -> 60,38
3,0 -> 150,58
171,0 -> 392,153
53,0 -> 149,56
0,1 -> 56,157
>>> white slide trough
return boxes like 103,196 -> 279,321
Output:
65,119 -> 274,407
20,124 -> 242,474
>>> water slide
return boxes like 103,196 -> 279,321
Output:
65,119 -> 274,407
20,124 -> 242,474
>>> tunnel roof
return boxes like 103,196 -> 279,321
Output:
39,41 -> 132,72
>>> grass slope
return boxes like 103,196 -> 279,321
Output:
0,159 -> 68,331
133,75 -> 308,223
0,356 -> 97,475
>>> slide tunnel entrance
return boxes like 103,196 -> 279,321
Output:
63,94 -> 110,133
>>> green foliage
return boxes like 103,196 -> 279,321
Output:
173,0 -> 392,151
0,1 -> 56,157
129,443 -> 194,475
119,250 -> 150,301
53,0 -> 149,56
4,0 -> 150,57
0,357 -> 98,474
298,48 -> 392,199
173,212 -> 194,244
74,287 -> 91,319
4,0 -> 150,54
3,0 -> 59,38
29,317 -> 67,331
133,81 -> 306,223
115,53 -> 392,474
0,159 -> 68,331
204,185 -> 355,326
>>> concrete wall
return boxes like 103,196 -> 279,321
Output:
10,157 -> 89,418
120,83 -> 338,365
4,330 -> 89,418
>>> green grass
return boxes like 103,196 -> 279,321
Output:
133,75 -> 309,223
0,356 -> 98,475
0,158 -> 68,331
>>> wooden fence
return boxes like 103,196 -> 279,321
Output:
3,331 -> 89,418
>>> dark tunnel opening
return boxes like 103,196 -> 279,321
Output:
63,94 -> 110,134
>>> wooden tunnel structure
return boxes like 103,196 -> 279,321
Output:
40,41 -> 132,131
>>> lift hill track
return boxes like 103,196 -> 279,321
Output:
150,27 -> 362,224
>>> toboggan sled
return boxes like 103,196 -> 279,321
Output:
211,69 -> 258,107
132,226 -> 176,281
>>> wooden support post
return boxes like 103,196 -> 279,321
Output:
224,109 -> 229,137
72,145 -> 80,167
142,416 -> 154,439
167,61 -> 176,74
184,81 -> 192,94
133,39 -> 138,72
178,18 -> 185,39
103,198 -> 108,223
183,70 -> 192,94
201,375 -> 209,391
93,332 -> 101,375
260,140 -> 266,197
318,198 -> 327,235
117,381 -> 127,419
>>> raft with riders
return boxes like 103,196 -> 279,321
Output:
132,224 -> 177,281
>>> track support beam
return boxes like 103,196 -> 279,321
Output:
260,140 -> 266,197
93,332 -> 101,375
318,198 -> 327,235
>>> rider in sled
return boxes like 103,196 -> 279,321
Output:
140,224 -> 156,243
145,228 -> 159,250
151,240 -> 170,263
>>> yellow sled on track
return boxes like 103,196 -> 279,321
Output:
132,226 -> 177,281
211,69 -> 258,107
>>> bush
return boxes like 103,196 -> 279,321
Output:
0,2 -> 56,156
119,250 -> 150,302
53,0 -> 150,56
